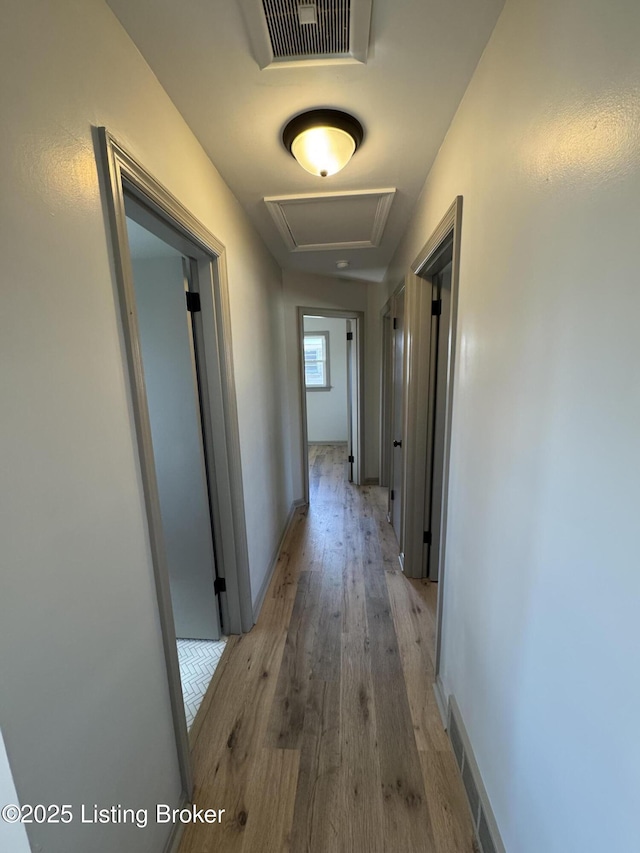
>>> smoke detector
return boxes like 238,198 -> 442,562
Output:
240,0 -> 373,70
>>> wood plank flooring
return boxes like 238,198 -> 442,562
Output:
180,444 -> 476,853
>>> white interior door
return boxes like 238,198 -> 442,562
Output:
391,289 -> 405,547
129,223 -> 221,640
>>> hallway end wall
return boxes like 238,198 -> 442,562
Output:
384,0 -> 640,851
0,1 -> 290,850
304,316 -> 349,443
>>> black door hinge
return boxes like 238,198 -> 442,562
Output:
432,299 -> 442,316
393,317 -> 398,330
423,531 -> 432,545
348,454 -> 354,463
390,489 -> 395,500
346,331 -> 353,341
214,576 -> 226,595
186,291 -> 201,313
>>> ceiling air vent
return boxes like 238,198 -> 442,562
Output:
240,0 -> 372,69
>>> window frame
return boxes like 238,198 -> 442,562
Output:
303,330 -> 331,392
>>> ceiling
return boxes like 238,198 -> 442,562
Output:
106,0 -> 504,282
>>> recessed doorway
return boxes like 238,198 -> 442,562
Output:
99,128 -> 252,803
124,210 -> 226,730
298,308 -> 364,504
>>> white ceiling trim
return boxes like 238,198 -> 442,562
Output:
264,188 -> 396,252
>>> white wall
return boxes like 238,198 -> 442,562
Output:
304,316 -> 348,443
282,270 -> 378,498
0,1 -> 291,850
384,0 -> 640,850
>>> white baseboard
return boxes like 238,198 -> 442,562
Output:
433,675 -> 448,728
308,440 -> 348,445
252,499 -> 305,622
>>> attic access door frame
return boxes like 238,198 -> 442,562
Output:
98,128 -> 253,800
298,307 -> 365,504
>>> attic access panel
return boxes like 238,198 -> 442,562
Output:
240,0 -> 372,69
264,188 -> 395,252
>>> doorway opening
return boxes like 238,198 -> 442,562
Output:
379,306 -> 393,491
378,199 -> 462,717
408,197 -> 463,706
99,128 -> 252,802
379,283 -> 407,565
298,308 -> 364,504
124,206 -> 226,730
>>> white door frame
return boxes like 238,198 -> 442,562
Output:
402,197 -> 463,693
297,307 -> 365,504
379,304 -> 393,490
98,128 -> 253,800
387,283 -> 407,558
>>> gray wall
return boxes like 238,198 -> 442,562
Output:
304,316 -> 348,443
382,0 -> 640,850
131,252 -> 219,640
0,0 -> 291,849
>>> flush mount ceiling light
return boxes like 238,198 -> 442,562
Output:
282,109 -> 364,178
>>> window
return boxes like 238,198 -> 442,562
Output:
304,331 -> 330,390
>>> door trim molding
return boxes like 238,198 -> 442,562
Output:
96,127 -> 253,799
297,307 -> 365,504
379,300 -> 393,490
387,281 -> 406,545
405,196 -> 463,679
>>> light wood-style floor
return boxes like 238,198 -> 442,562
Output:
180,444 -> 476,852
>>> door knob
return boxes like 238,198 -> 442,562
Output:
393,440 -> 402,448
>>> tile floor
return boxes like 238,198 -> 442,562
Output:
177,638 -> 226,729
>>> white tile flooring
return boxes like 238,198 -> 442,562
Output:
177,638 -> 226,730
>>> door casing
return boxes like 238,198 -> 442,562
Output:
401,197 -> 463,702
379,308 -> 393,490
98,127 -> 253,801
389,286 -> 406,558
298,307 -> 365,504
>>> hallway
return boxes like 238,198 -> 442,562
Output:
180,445 -> 475,852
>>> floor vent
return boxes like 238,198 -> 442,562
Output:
447,697 -> 506,853
240,0 -> 372,68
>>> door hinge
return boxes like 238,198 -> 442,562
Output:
432,299 -> 442,316
214,576 -> 226,595
393,317 -> 398,330
348,454 -> 354,463
346,331 -> 353,341
423,531 -> 432,545
390,489 -> 395,500
186,291 -> 201,313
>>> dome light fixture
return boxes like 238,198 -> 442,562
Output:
282,109 -> 364,178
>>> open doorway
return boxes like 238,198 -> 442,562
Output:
405,197 -> 463,705
99,128 -> 252,801
124,208 -> 226,730
298,308 -> 364,504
